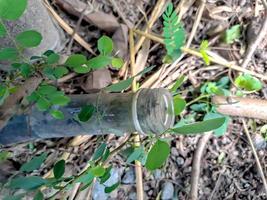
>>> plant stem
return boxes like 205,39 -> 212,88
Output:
186,94 -> 210,106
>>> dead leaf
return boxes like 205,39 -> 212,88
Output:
55,0 -> 120,32
135,39 -> 150,80
81,69 -> 112,92
112,24 -> 129,59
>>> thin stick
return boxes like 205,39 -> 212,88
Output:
134,0 -> 166,53
66,3 -> 90,55
43,0 -> 95,55
133,29 -> 267,81
109,0 -> 133,28
130,29 -> 144,200
241,0 -> 267,68
181,47 -> 267,80
189,132 -> 212,200
185,0 -> 206,48
241,119 -> 267,194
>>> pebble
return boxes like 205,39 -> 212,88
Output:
161,182 -> 174,200
252,134 -> 267,150
176,156 -> 185,166
129,192 -> 137,200
153,169 -> 163,180
122,168 -> 135,184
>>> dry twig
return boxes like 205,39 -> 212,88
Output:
130,29 -> 144,200
242,119 -> 267,194
189,132 -> 212,200
133,29 -> 267,81
241,0 -> 267,68
43,0 -> 95,55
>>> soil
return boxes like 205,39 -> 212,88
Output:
1,0 -> 267,199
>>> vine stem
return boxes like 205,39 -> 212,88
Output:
132,29 -> 267,81
130,29 -> 144,200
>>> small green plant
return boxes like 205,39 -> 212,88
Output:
222,24 -> 241,44
162,3 -> 185,61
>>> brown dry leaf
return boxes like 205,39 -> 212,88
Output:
205,4 -> 233,21
135,39 -> 150,80
81,69 -> 112,92
112,24 -> 129,59
55,0 -> 120,32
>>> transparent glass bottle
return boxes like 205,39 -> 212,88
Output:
0,88 -> 175,145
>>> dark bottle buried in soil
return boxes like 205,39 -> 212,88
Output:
0,88 -> 175,145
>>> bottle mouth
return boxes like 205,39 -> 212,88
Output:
132,88 -> 175,135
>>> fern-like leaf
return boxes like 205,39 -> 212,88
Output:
163,3 -> 185,60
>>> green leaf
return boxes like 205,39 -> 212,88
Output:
9,176 -> 48,190
100,166 -> 112,184
20,63 -> 32,78
0,0 -> 27,20
38,85 -> 57,95
43,66 -> 56,80
87,55 -> 111,69
27,91 -> 39,103
53,160 -> 65,179
170,75 -> 185,92
0,47 -> 18,61
75,172 -> 94,184
46,53 -> 60,64
16,30 -> 42,48
190,103 -> 208,112
101,148 -> 110,162
223,24 -> 241,44
50,95 -> 70,106
126,146 -> 144,163
105,65 -> 155,92
73,64 -> 91,74
92,143 -> 107,161
0,22 -> 6,37
204,113 -> 230,137
43,50 -> 55,57
0,151 -> 11,163
173,95 -> 186,115
54,67 -> 69,78
106,77 -> 133,92
0,85 -> 9,105
36,98 -> 50,111
50,110 -> 64,120
65,54 -> 87,68
78,104 -> 95,122
20,152 -> 47,172
33,191 -> 44,200
111,57 -> 124,69
200,40 -> 210,65
97,35 -> 113,55
90,166 -> 105,177
104,182 -> 120,193
234,74 -> 262,91
145,140 -> 170,170
163,3 -> 185,60
172,117 -> 226,134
